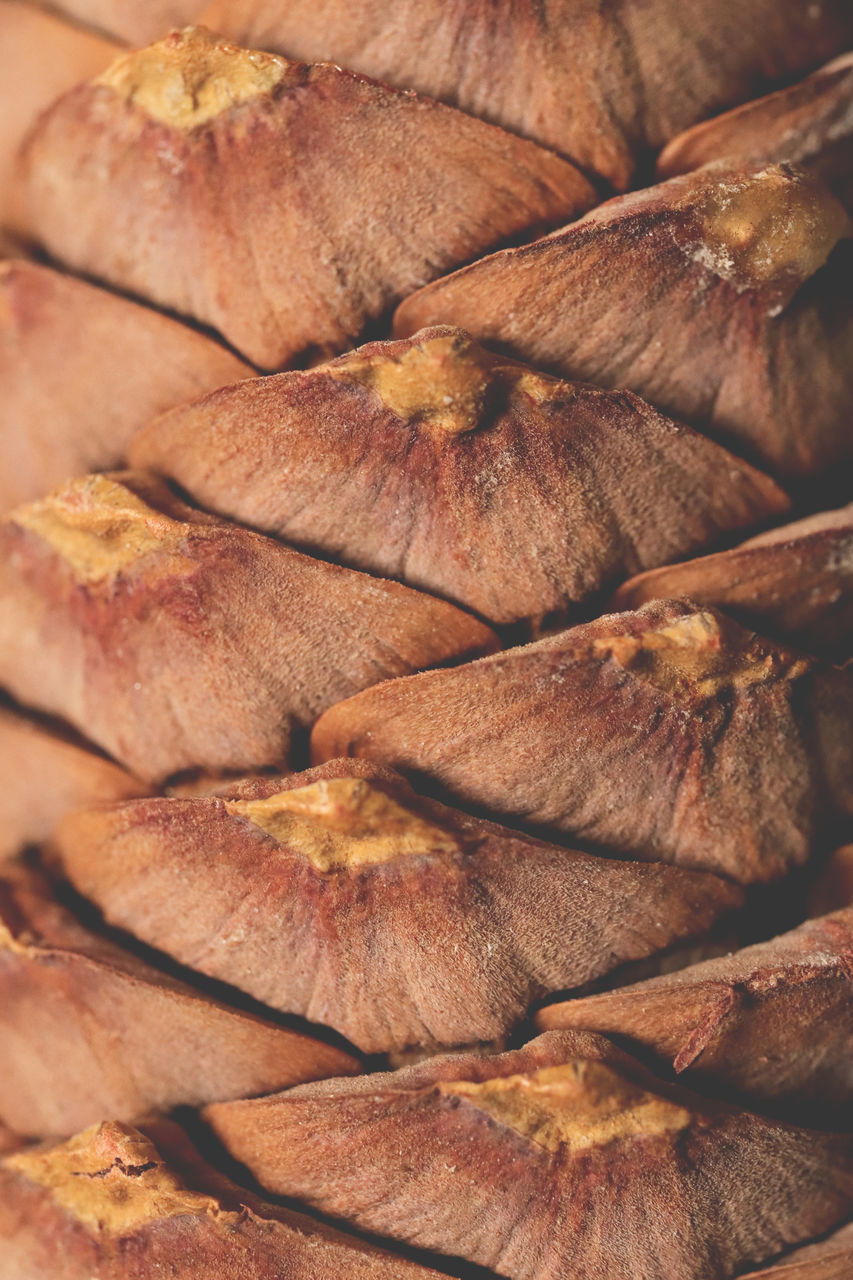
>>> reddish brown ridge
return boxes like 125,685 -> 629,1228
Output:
131,325 -> 789,626
207,1029 -> 853,1280
311,599 -> 853,883
19,26 -> 594,369
200,0 -> 853,190
0,472 -> 496,782
537,908 -> 853,1113
394,163 -> 853,479
0,1118 -> 440,1278
55,758 -> 741,1054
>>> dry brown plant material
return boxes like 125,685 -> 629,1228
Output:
311,599 -> 853,883
537,909 -> 853,1111
612,503 -> 853,659
132,325 -> 789,625
0,701 -> 147,863
740,1223 -> 853,1279
0,1118 -> 441,1278
19,26 -> 595,369
199,0 -> 853,190
658,53 -> 853,214
394,164 -> 853,479
0,260 -> 252,509
55,758 -> 742,1054
206,1030 -> 853,1280
0,471 -> 496,783
0,1 -> 120,231
0,863 -> 359,1138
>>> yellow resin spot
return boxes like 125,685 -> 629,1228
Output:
11,475 -> 188,584
329,331 -> 497,435
440,1060 -> 691,1153
4,1123 -> 218,1234
96,27 -> 288,129
689,165 -> 848,292
224,777 -> 461,871
594,610 -> 809,697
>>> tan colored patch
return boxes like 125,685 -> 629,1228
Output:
440,1060 -> 691,1152
4,1123 -> 218,1234
328,331 -> 497,435
689,166 -> 849,292
224,777 -> 462,871
595,610 -> 810,697
96,27 -> 289,129
10,475 -> 189,584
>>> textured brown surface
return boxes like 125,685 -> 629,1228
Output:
537,909 -> 853,1111
207,1029 -> 853,1280
0,701 -> 147,863
132,325 -> 789,625
0,472 -> 496,783
0,1118 -> 440,1278
740,1223 -> 853,1279
0,260 -> 253,510
0,863 -> 359,1138
55,758 -> 741,1054
658,53 -> 853,213
311,599 -> 853,883
394,163 -> 853,478
18,26 -> 594,369
612,503 -> 853,659
200,0 -> 853,190
0,1 -> 119,231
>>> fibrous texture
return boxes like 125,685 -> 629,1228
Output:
132,325 -> 789,625
0,863 -> 358,1138
18,26 -> 595,369
395,163 -> 853,479
612,503 -> 853,659
311,599 -> 853,883
199,0 -> 853,190
0,1118 -> 440,1278
0,472 -> 495,782
55,758 -> 741,1053
537,909 -> 853,1114
658,53 -> 853,214
206,1030 -> 853,1280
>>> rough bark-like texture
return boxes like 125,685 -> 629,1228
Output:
0,1 -> 120,231
311,599 -> 853,883
0,260 -> 253,510
394,164 -> 853,479
0,863 -> 359,1138
612,504 -> 853,660
810,846 -> 853,917
207,1030 -> 853,1280
658,54 -> 853,214
0,1118 -> 440,1279
740,1223 -> 853,1279
537,909 -> 853,1113
132,326 -> 789,626
19,26 -> 595,370
55,758 -> 742,1054
0,700 -> 148,862
0,472 -> 496,783
199,0 -> 853,190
